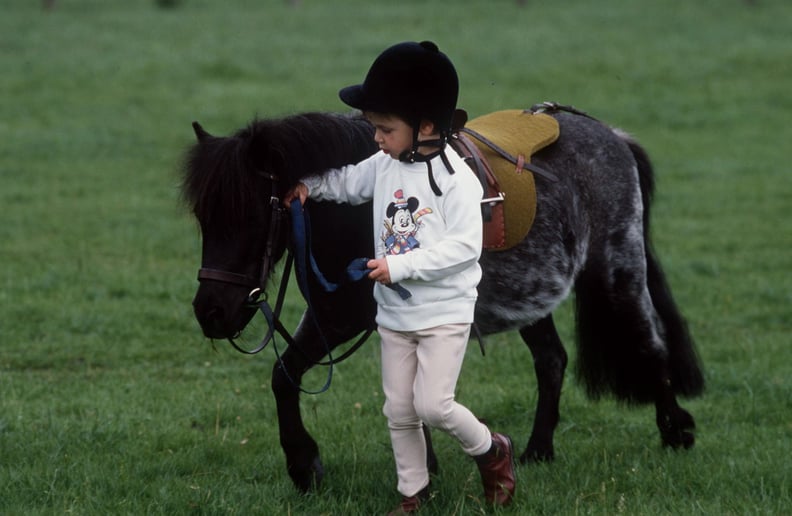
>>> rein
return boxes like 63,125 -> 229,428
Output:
284,199 -> 374,392
197,176 -> 374,394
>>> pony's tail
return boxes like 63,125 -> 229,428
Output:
573,134 -> 704,403
630,138 -> 705,398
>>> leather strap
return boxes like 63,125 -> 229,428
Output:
449,132 -> 498,221
197,268 -> 258,288
459,127 -> 558,182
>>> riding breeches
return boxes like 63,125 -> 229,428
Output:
379,323 -> 492,497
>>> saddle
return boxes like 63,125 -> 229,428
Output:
449,109 -> 560,250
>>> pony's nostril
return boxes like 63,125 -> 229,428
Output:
193,298 -> 219,321
194,304 -> 228,339
206,306 -> 223,320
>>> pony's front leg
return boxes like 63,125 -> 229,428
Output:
519,315 -> 568,463
271,312 -> 325,492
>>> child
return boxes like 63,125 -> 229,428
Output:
284,41 -> 515,513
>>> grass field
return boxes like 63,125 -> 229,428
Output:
1,0 -> 791,514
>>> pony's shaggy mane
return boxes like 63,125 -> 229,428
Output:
181,112 -> 375,227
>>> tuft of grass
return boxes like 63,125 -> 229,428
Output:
2,0 -> 791,514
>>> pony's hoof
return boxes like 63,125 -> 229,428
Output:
659,407 -> 696,449
519,443 -> 555,464
290,455 -> 325,493
662,429 -> 695,449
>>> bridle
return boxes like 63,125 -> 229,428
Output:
195,172 -> 373,393
198,171 -> 283,306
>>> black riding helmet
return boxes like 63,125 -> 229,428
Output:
339,41 -> 459,194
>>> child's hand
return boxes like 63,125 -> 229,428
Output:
366,258 -> 391,285
283,183 -> 309,207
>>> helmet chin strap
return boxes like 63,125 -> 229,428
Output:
398,128 -> 456,196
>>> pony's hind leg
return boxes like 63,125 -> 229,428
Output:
422,424 -> 439,476
646,247 -> 701,449
574,254 -> 698,449
519,315 -> 568,463
655,377 -> 696,449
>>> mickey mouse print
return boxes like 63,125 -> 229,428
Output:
382,189 -> 434,255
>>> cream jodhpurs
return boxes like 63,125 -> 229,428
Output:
379,323 -> 491,497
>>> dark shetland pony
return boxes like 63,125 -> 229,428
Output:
182,108 -> 704,492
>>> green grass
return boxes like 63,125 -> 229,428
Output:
2,0 -> 791,514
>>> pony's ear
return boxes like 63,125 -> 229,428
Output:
192,121 -> 211,141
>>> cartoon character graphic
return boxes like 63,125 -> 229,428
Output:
382,189 -> 433,255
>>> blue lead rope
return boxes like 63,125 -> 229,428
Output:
290,200 -> 411,300
345,258 -> 412,300
280,199 -> 395,395
290,199 -> 337,295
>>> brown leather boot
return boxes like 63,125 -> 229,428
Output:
474,432 -> 516,505
387,484 -> 430,515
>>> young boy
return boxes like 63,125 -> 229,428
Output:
284,41 -> 515,513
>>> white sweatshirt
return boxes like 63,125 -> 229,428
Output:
302,148 -> 483,331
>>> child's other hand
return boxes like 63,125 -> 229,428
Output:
283,183 -> 309,207
367,258 -> 391,285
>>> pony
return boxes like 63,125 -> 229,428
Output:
181,107 -> 704,492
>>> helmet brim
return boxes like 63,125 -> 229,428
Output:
339,84 -> 366,110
